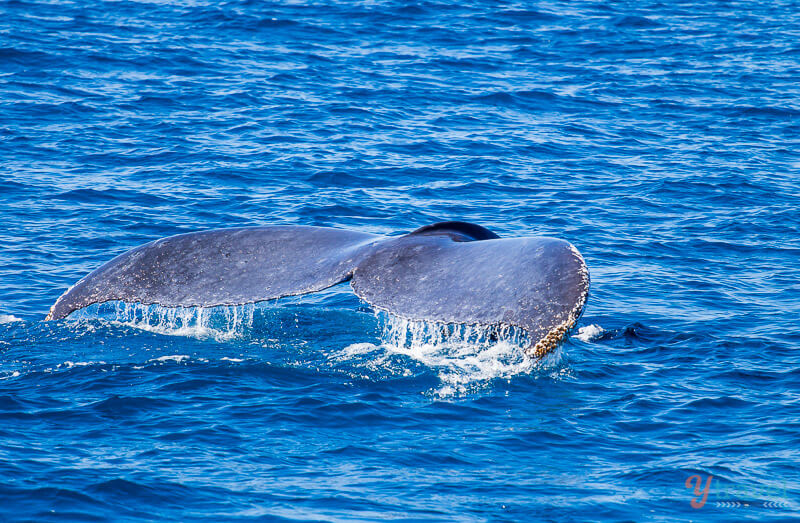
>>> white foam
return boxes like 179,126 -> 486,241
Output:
340,342 -> 380,357
40,360 -> 107,374
575,324 -> 604,342
59,361 -> 104,369
0,370 -> 21,380
150,355 -> 190,363
356,315 -> 559,396
0,314 -> 22,324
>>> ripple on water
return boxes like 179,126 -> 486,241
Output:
1,0 -> 799,520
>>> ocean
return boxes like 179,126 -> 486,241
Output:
1,0 -> 799,521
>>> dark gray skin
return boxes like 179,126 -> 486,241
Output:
47,222 -> 589,358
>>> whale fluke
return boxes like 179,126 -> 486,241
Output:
46,226 -> 379,321
47,222 -> 589,358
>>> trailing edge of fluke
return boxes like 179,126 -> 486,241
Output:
47,221 -> 589,358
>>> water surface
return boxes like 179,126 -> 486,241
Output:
1,0 -> 799,520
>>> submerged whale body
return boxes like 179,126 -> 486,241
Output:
47,221 -> 589,358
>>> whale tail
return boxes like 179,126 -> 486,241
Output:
47,222 -> 589,358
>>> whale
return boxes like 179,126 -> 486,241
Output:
46,221 -> 589,358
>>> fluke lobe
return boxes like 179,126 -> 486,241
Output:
47,221 -> 589,358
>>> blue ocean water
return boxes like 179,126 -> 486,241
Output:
1,0 -> 799,520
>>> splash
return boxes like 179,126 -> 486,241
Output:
381,315 -> 531,349
0,314 -> 22,324
575,324 -> 604,342
70,301 -> 257,341
67,302 -> 572,396
343,314 -> 565,396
